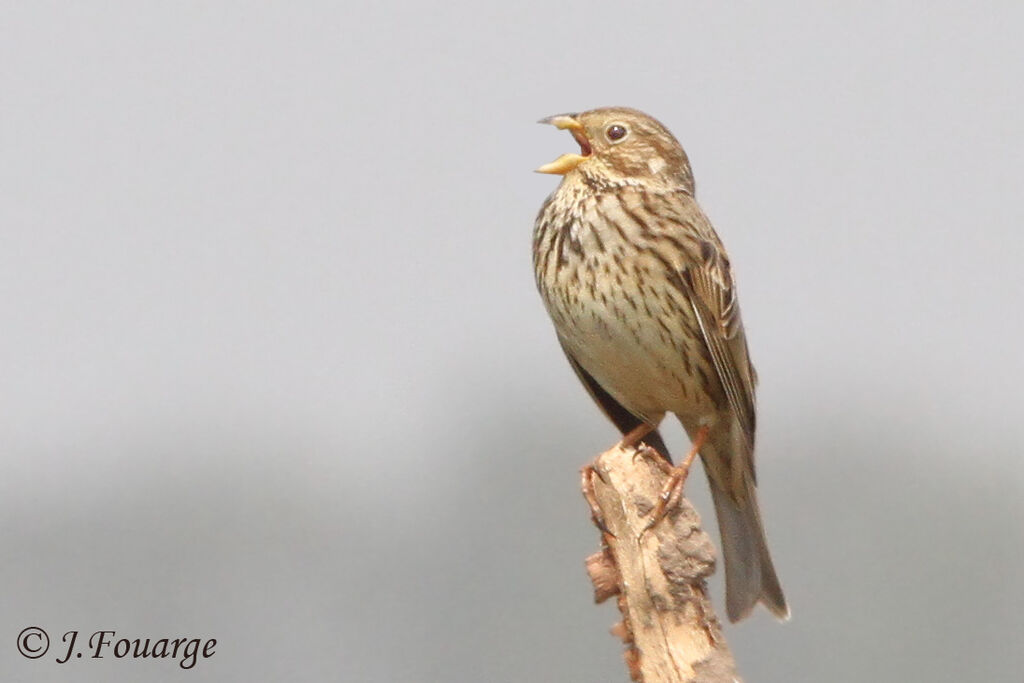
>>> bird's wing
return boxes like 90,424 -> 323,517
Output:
659,194 -> 758,454
557,338 -> 672,461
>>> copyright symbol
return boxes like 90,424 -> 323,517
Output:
17,627 -> 49,659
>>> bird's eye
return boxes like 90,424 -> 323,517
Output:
606,124 -> 628,142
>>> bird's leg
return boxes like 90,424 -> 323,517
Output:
619,421 -> 655,449
581,464 -> 614,538
641,425 -> 710,533
619,420 -> 670,465
586,420 -> 664,539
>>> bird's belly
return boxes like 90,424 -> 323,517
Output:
547,274 -> 712,423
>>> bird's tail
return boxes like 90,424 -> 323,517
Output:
708,466 -> 789,622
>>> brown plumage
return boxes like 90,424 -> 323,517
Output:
532,107 -> 788,622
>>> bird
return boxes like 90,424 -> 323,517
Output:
532,106 -> 788,622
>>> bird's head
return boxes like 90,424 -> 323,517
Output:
537,107 -> 694,193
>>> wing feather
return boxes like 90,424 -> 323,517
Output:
657,194 -> 758,453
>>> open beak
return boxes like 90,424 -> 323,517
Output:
536,114 -> 591,174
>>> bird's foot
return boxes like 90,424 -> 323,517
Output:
631,441 -> 667,466
620,422 -> 668,468
618,421 -> 656,450
641,425 -> 709,534
581,463 -> 614,538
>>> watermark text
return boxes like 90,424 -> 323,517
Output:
17,627 -> 216,669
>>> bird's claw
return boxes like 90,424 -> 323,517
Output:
581,464 -> 615,538
639,425 -> 707,535
641,465 -> 690,534
632,441 -> 672,472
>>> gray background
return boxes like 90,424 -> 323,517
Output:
2,2 -> 1022,682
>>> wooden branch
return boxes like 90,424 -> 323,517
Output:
583,445 -> 740,683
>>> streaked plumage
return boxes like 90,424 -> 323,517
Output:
532,107 -> 787,622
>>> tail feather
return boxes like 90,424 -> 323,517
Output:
709,472 -> 789,622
